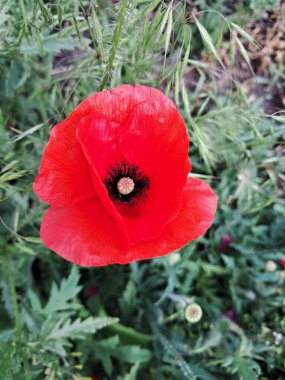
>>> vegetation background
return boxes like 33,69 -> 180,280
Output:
0,0 -> 285,379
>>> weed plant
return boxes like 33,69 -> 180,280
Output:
0,0 -> 284,379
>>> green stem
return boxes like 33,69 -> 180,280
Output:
161,310 -> 181,324
100,308 -> 153,345
108,323 -> 153,346
23,353 -> 31,380
7,255 -> 31,379
7,258 -> 21,338
99,0 -> 129,91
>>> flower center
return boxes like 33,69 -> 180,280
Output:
104,162 -> 149,206
117,177 -> 135,195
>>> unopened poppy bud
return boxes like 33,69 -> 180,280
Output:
167,252 -> 180,265
265,260 -> 277,272
117,177 -> 135,195
185,303 -> 203,323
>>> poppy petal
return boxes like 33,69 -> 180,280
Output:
86,84 -> 174,124
76,100 -> 190,244
34,85 -> 172,207
40,199 -> 128,267
118,101 -> 191,244
127,177 -> 218,262
40,177 -> 217,266
33,117 -> 96,206
76,115 -> 127,237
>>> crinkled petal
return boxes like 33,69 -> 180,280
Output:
33,117 -> 96,206
40,199 -> 128,267
76,116 -> 127,236
86,84 -> 174,124
40,177 -> 217,267
76,100 -> 190,244
127,177 -> 218,262
117,101 -> 191,244
34,85 -> 174,207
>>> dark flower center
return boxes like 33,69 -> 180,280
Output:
104,162 -> 149,205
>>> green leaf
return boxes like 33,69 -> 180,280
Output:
0,329 -> 14,343
47,316 -> 118,341
235,358 -> 260,380
124,362 -> 141,380
0,0 -> 12,26
20,35 -> 84,55
43,266 -> 82,314
94,335 -> 119,375
5,60 -> 31,96
94,336 -> 152,376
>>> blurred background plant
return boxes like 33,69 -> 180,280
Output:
0,0 -> 285,379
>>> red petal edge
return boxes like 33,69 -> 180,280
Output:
33,85 -> 177,207
76,101 -> 191,244
40,177 -> 218,266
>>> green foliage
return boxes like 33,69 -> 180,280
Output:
0,0 -> 285,379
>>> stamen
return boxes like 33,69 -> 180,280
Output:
104,161 -> 149,205
117,177 -> 135,195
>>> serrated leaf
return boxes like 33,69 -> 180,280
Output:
124,362 -> 141,380
28,289 -> 42,312
94,335 -> 151,376
93,335 -> 119,375
43,266 -> 82,314
235,358 -> 260,380
47,316 -> 118,341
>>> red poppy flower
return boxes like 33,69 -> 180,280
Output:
280,259 -> 285,269
34,85 -> 217,266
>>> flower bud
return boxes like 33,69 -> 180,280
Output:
265,260 -> 277,272
185,303 -> 203,323
167,252 -> 180,266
